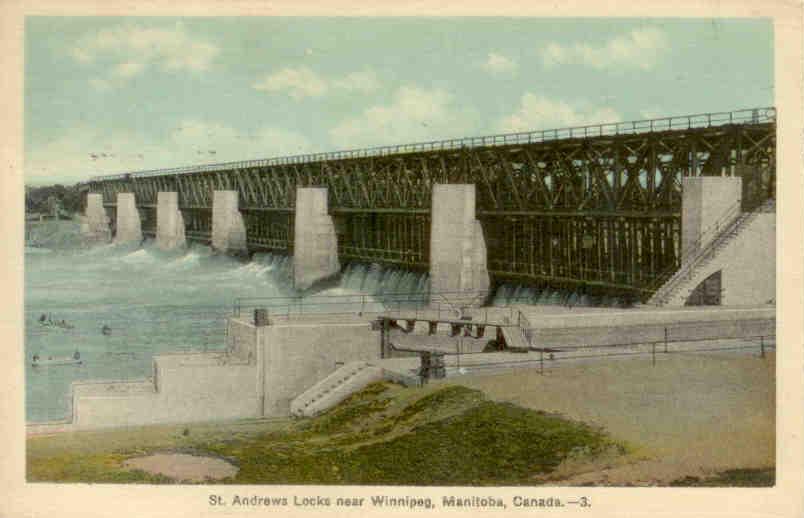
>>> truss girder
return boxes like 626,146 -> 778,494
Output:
87,122 -> 775,295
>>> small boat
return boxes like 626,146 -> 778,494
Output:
32,351 -> 82,367
37,314 -> 74,329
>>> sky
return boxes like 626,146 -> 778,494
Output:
24,17 -> 773,185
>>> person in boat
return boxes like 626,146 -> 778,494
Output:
32,353 -> 39,363
38,314 -> 46,323
73,350 -> 80,360
101,325 -> 111,336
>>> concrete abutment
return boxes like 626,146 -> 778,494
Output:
652,176 -> 775,306
681,177 -> 743,263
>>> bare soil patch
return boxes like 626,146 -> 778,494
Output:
123,453 -> 238,482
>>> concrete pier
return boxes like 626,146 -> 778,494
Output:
681,177 -> 742,263
80,193 -> 111,244
293,187 -> 340,291
113,193 -> 142,244
211,190 -> 247,254
156,192 -> 186,250
429,184 -> 490,306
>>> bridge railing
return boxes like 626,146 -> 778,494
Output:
90,107 -> 775,181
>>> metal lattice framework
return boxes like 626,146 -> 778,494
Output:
87,107 -> 776,296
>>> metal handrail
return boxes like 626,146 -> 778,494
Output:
644,198 -> 742,295
233,290 -> 491,318
648,198 -> 755,303
88,107 -> 775,182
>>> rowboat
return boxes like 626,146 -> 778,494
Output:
32,352 -> 82,366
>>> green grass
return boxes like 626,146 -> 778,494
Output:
28,382 -> 625,485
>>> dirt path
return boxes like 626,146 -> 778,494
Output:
448,351 -> 775,485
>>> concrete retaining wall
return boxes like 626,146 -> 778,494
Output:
526,307 -> 775,348
72,352 -> 260,429
664,212 -> 775,306
260,320 -> 380,416
227,318 -> 258,363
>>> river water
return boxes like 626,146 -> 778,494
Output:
24,220 -> 609,423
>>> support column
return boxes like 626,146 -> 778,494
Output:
293,187 -> 340,291
114,193 -> 142,244
212,190 -> 247,253
80,193 -> 111,244
681,177 -> 742,264
156,192 -> 186,250
429,184 -> 490,307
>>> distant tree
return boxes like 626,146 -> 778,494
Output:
25,183 -> 81,216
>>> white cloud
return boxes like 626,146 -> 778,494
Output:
332,70 -> 382,94
329,85 -> 474,148
25,121 -> 313,185
497,93 -> 622,133
252,67 -> 329,100
481,52 -> 518,75
253,67 -> 381,100
541,27 -> 667,70
70,23 -> 219,89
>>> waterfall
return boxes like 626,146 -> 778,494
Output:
492,282 -> 624,308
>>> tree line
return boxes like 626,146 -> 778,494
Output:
25,184 -> 82,216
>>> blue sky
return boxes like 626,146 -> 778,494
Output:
24,17 -> 773,185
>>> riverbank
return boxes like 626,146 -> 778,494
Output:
27,350 -> 774,486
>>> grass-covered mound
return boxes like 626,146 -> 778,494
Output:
28,382 -> 626,485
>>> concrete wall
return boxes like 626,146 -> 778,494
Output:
80,193 -> 111,244
525,306 -> 774,349
114,193 -> 142,244
72,352 -> 260,429
156,192 -> 186,250
211,190 -> 247,253
69,316 -> 384,428
682,177 -> 742,263
293,188 -> 340,291
227,318 -> 258,363
260,321 -> 380,416
429,184 -> 490,305
665,212 -> 776,306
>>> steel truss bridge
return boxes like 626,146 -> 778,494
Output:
87,107 -> 776,298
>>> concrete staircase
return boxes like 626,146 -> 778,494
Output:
649,198 -> 774,307
501,326 -> 530,351
290,361 -> 384,418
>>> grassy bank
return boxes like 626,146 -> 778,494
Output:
28,382 -> 628,485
